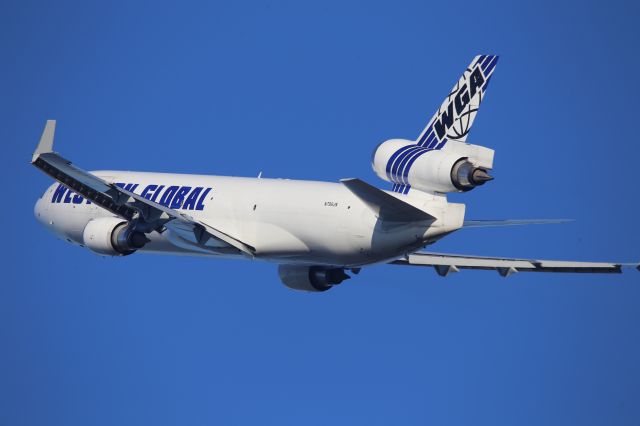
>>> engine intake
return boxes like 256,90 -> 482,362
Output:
83,217 -> 148,256
278,265 -> 351,292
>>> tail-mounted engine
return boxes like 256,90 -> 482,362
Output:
371,139 -> 495,193
82,217 -> 149,256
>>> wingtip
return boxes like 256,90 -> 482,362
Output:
31,120 -> 56,163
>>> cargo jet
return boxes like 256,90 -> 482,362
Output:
31,55 -> 638,291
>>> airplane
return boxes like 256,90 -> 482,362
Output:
31,55 -> 638,291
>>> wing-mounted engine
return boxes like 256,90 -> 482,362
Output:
278,265 -> 353,292
372,139 -> 495,194
82,217 -> 149,256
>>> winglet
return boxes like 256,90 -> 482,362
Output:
32,120 -> 56,163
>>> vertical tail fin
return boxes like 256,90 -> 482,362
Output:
386,56 -> 499,194
417,55 -> 498,148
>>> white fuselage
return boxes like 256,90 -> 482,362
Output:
34,171 -> 465,267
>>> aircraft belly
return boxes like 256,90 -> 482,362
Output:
242,198 -> 424,266
231,187 -> 370,264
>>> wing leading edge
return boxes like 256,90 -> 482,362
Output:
392,252 -> 639,277
31,120 -> 255,257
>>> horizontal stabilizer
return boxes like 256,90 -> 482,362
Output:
340,178 -> 434,222
463,219 -> 572,228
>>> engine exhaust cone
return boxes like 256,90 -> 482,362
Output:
471,169 -> 493,185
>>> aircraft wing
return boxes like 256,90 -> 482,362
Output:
392,252 -> 639,277
31,120 -> 255,256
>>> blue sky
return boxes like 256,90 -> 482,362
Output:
2,0 -> 639,425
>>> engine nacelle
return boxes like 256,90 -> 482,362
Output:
371,139 -> 495,193
82,217 -> 148,256
278,265 -> 351,292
